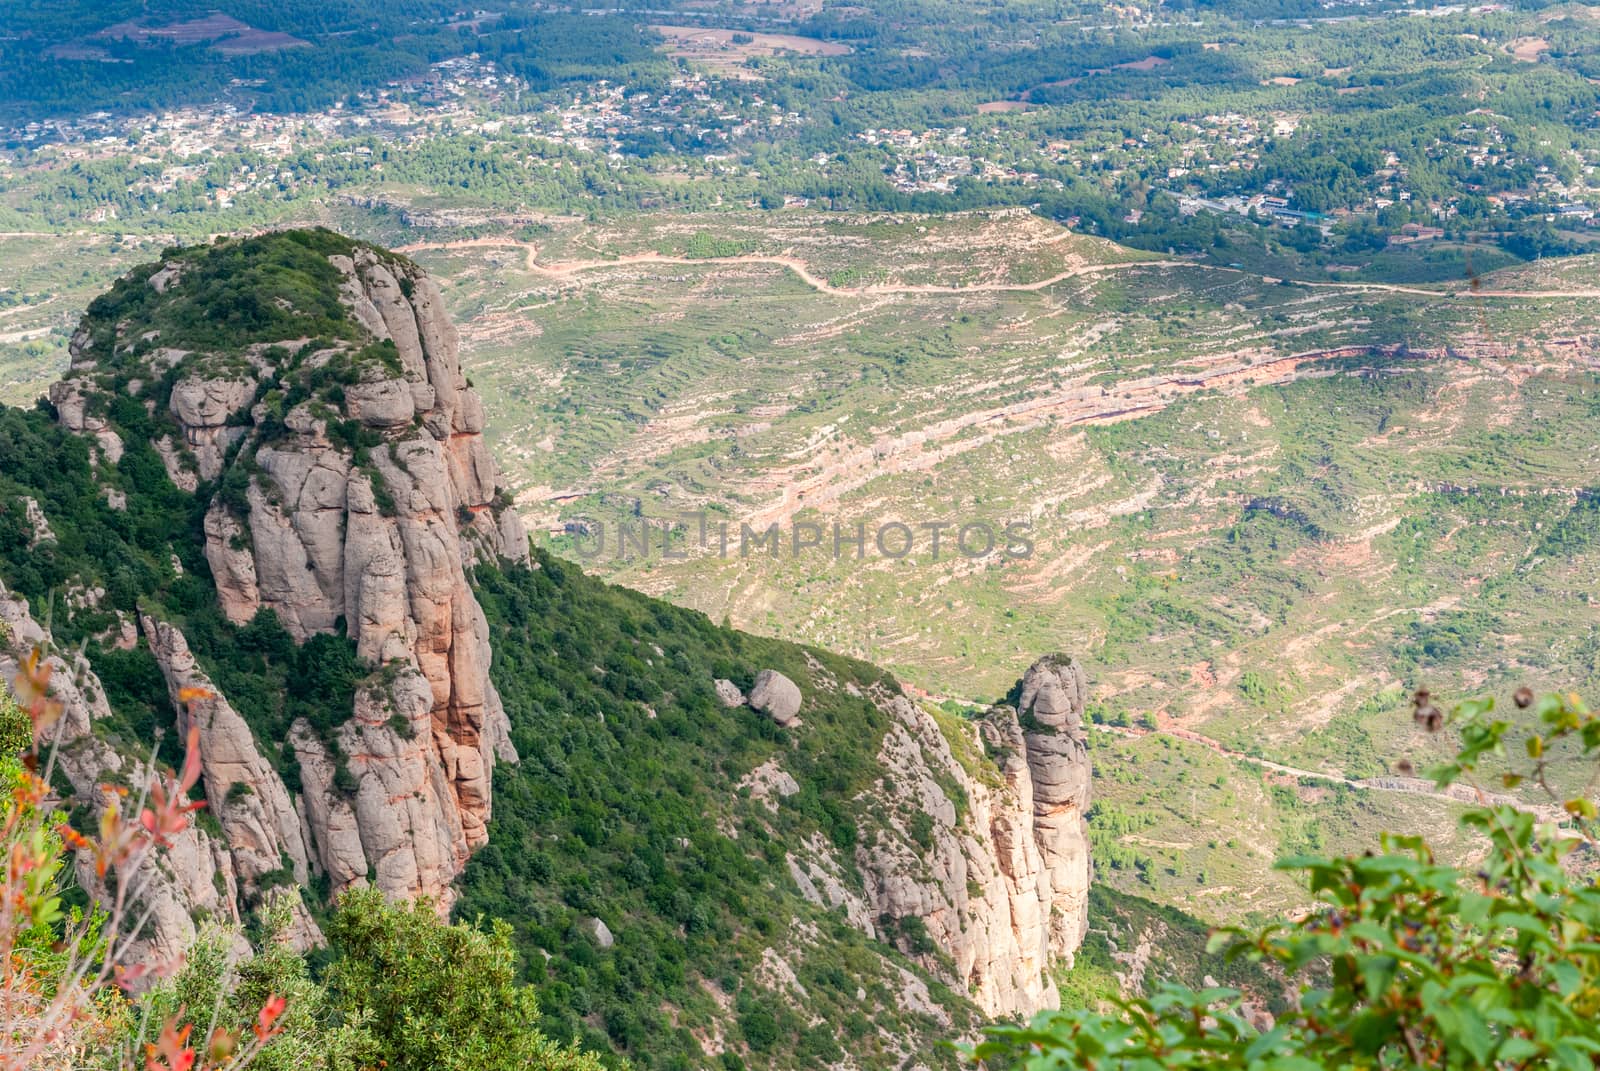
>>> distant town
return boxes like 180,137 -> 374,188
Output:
6,46 -> 1595,236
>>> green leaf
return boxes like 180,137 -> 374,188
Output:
1497,1037 -> 1541,1062
1355,954 -> 1398,1001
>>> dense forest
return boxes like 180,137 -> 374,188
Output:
0,2 -> 659,121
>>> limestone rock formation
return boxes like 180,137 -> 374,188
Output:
1014,655 -> 1093,956
139,614 -> 324,950
713,678 -> 745,708
784,655 -> 1094,1019
749,669 -> 802,726
739,758 -> 800,812
168,375 -> 253,480
586,917 -> 615,949
22,498 -> 55,546
0,593 -> 244,969
36,232 -> 531,936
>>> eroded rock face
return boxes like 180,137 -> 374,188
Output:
329,674 -> 470,910
168,376 -> 253,480
787,655 -> 1094,1019
0,595 -> 245,971
45,238 -> 530,927
1015,655 -> 1093,957
203,250 -> 527,894
140,615 -> 323,951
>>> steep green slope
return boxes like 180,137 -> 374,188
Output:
1058,885 -> 1283,1013
463,555 -> 974,1069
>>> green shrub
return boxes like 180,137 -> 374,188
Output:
323,887 -> 605,1071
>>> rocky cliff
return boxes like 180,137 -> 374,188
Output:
782,655 -> 1093,1017
28,230 -> 529,952
0,593 -> 249,964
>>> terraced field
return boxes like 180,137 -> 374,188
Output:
4,208 -> 1596,923
389,209 -> 1600,922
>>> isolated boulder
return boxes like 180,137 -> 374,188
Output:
714,678 -> 745,708
749,669 -> 803,726
586,917 -> 615,948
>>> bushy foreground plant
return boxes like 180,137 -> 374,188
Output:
1,650 -> 287,1070
321,888 -> 606,1071
973,689 -> 1600,1070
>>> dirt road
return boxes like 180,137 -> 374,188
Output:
395,237 -> 1600,302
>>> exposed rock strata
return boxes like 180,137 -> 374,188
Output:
41,240 -> 530,934
784,655 -> 1093,1018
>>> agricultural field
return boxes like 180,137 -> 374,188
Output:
380,208 -> 1600,922
0,232 -> 170,405
1,204 -> 1595,927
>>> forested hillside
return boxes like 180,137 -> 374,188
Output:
0,1 -> 658,120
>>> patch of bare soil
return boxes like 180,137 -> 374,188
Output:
98,14 -> 309,53
652,25 -> 850,58
735,344 -> 1468,530
1509,37 -> 1550,62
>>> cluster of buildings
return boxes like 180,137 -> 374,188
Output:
522,75 -> 805,154
854,128 -> 1052,193
856,100 -> 1598,236
1,55 -> 807,214
4,45 -> 1597,236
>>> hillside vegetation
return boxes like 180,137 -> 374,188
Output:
385,209 -> 1600,926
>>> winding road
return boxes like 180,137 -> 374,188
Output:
395,236 -> 1600,302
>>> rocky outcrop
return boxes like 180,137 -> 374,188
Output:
186,253 -> 527,874
713,678 -> 745,708
168,376 -> 252,480
139,614 -> 323,950
749,669 -> 802,726
784,655 -> 1093,1019
22,498 -> 54,547
40,235 -> 531,929
739,758 -> 800,812
0,593 -> 244,970
285,672 -> 476,909
1014,655 -> 1093,957
47,370 -> 125,468
586,917 -> 615,949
